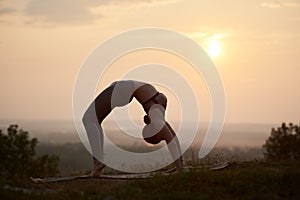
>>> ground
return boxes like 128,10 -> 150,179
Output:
1,161 -> 300,200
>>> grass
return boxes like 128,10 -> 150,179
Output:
1,160 -> 300,200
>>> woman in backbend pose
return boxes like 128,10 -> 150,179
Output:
82,80 -> 183,177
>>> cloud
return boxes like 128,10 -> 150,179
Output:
261,0 -> 300,8
24,0 -> 98,25
0,7 -> 16,15
24,0 -> 175,25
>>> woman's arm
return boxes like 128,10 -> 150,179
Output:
164,122 -> 183,171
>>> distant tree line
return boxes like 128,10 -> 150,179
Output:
263,123 -> 300,161
0,124 -> 59,181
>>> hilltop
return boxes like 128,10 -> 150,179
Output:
1,161 -> 299,200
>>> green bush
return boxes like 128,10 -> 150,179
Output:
0,124 -> 59,181
263,123 -> 300,161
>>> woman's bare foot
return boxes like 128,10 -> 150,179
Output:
90,168 -> 103,177
91,158 -> 105,177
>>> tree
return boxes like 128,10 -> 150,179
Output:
263,122 -> 300,161
0,124 -> 59,180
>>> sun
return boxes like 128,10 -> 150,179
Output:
207,40 -> 221,58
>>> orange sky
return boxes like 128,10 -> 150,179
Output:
0,0 -> 299,123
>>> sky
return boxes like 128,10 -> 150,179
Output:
0,0 -> 299,124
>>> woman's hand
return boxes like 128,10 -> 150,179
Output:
143,115 -> 151,124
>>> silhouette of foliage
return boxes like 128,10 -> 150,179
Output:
263,123 -> 300,161
0,124 -> 59,181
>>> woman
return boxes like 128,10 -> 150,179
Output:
82,80 -> 183,177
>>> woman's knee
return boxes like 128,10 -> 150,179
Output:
82,104 -> 98,124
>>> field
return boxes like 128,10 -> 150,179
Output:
1,161 -> 299,200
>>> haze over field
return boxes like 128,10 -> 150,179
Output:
0,119 -> 270,173
0,119 -> 273,148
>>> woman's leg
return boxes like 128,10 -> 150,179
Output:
82,85 -> 116,176
82,103 -> 105,176
163,122 -> 184,170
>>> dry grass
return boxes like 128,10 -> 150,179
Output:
1,160 -> 300,200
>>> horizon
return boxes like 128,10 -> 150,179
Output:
0,118 -> 276,148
